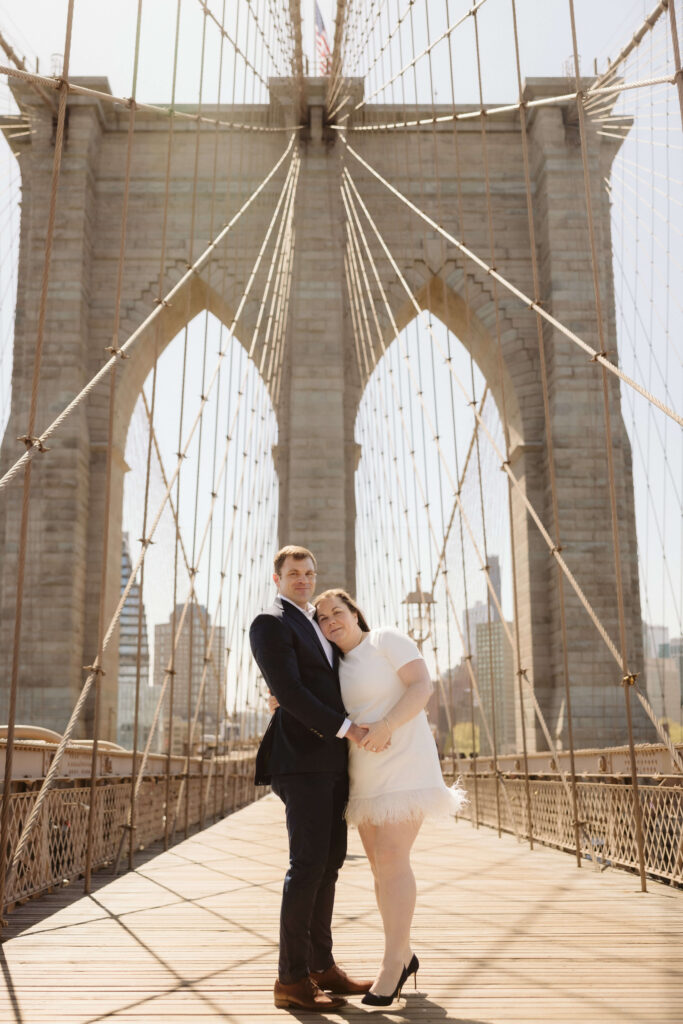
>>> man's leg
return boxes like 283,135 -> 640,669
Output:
271,773 -> 340,984
308,772 -> 348,972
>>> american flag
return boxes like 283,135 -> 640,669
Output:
315,2 -> 331,76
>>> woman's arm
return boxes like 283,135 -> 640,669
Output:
358,657 -> 433,750
265,692 -> 369,746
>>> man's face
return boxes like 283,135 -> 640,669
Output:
274,555 -> 317,608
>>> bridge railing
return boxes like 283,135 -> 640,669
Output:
4,737 -> 681,913
0,737 -> 263,913
445,742 -> 683,887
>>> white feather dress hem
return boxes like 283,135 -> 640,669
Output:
345,781 -> 468,826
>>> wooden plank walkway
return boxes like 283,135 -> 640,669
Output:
1,793 -> 680,1023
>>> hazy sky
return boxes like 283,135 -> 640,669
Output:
0,0 -> 653,104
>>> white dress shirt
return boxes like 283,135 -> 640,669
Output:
278,594 -> 352,738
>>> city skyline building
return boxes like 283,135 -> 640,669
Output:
154,602 -> 226,754
642,621 -> 683,727
461,553 -> 502,651
474,618 -> 516,755
642,622 -> 670,659
117,534 -> 163,752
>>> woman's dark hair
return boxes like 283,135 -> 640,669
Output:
314,589 -> 371,633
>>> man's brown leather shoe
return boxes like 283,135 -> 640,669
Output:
273,976 -> 347,1011
310,963 -> 373,995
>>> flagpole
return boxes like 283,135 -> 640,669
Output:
313,0 -> 317,76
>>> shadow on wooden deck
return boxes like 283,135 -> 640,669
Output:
0,793 -> 680,1023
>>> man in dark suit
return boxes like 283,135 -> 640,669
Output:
250,545 -> 371,1012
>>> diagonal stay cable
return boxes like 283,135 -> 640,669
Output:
0,135 -> 296,494
0,64 -> 297,132
568,0 -> 674,888
343,164 -> 683,809
326,0 -> 373,112
170,154 -> 299,806
367,186 -> 683,774
131,151 -> 299,810
196,0 -> 278,84
343,175 -> 524,839
330,0 -> 491,120
0,25 -> 56,111
350,212 -> 491,790
340,137 -> 682,428
335,73 -> 678,132
117,150 -> 299,805
140,392 -> 226,700
327,0 -> 383,114
591,0 -> 669,92
0,0 -> 76,925
5,149 -> 299,878
354,0 -> 488,111
343,164 -> 616,670
168,389 -> 271,831
426,390 -> 489,602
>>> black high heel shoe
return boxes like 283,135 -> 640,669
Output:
404,954 -> 419,988
360,965 -> 408,1007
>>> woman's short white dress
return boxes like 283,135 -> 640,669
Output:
339,627 -> 468,826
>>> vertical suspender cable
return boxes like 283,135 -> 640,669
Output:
0,1 -> 74,921
509,0 -> 578,862
145,0 -> 184,850
185,1 -> 211,843
568,0 -> 648,892
87,0 -> 144,887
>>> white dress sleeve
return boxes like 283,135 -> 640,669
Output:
376,627 -> 422,671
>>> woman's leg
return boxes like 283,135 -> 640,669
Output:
361,817 -> 423,995
358,823 -> 380,915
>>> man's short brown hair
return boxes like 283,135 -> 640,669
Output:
274,545 -> 317,576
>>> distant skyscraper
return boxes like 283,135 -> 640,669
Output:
488,555 -> 502,618
117,534 -> 163,751
642,624 -> 681,725
461,553 -> 502,648
465,555 -> 516,753
474,618 -> 516,754
642,623 -> 669,659
461,600 -> 488,650
154,603 -> 226,753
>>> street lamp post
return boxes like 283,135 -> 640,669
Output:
402,575 -> 442,752
402,574 -> 435,653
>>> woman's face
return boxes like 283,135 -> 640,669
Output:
315,597 -> 359,650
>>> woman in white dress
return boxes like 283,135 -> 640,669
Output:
313,589 -> 467,1006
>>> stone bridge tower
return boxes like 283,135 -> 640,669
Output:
0,75 -> 647,749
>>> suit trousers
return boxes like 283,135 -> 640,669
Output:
270,771 -> 348,983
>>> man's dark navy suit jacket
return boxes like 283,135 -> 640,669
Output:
250,599 -> 348,786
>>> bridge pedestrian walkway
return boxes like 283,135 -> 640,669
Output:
0,794 -> 680,1023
